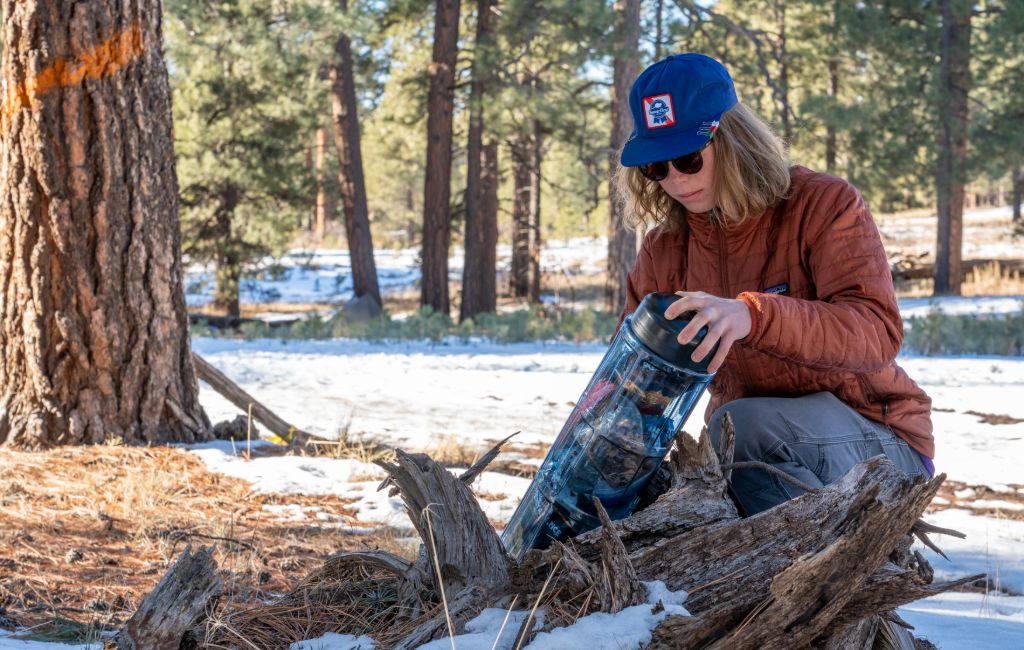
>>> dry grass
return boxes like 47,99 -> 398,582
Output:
0,445 -> 405,641
930,479 -> 1024,523
895,260 -> 1024,298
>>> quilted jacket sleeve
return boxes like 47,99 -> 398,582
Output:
737,179 -> 903,373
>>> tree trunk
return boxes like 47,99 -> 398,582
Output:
655,0 -> 665,60
460,0 -> 500,323
775,2 -> 792,146
0,0 -> 210,448
606,0 -> 642,314
528,118 -> 543,304
1012,164 -> 1021,224
212,183 -> 242,318
510,127 -> 534,299
331,0 -> 382,307
105,546 -> 220,650
314,124 -> 335,240
421,0 -> 461,316
826,2 -> 840,175
182,423 -> 978,648
934,0 -> 972,296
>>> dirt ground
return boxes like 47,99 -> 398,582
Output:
0,445 -> 407,642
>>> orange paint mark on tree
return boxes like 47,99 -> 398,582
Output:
2,24 -> 144,125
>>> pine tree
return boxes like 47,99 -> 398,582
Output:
0,0 -> 209,448
606,0 -> 642,315
461,0 -> 501,321
166,0 -> 317,317
420,0 -> 461,315
330,0 -> 382,308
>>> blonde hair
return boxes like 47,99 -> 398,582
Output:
615,102 -> 791,233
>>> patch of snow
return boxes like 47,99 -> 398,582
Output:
0,636 -> 99,650
970,500 -> 1024,512
915,508 -> 1024,594
287,632 -> 376,649
898,592 -> 1024,649
418,580 -> 688,650
899,295 -> 1024,319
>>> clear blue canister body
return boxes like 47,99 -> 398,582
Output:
501,293 -> 715,560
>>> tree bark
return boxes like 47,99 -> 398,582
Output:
331,0 -> 382,307
105,546 -> 220,650
606,0 -> 642,314
934,0 -> 972,296
184,422 -> 976,649
0,0 -> 210,448
212,182 -> 242,318
528,118 -> 543,304
825,1 -> 840,175
314,124 -> 335,240
510,126 -> 535,299
1012,164 -> 1021,224
421,0 -> 461,316
460,0 -> 500,322
775,2 -> 792,146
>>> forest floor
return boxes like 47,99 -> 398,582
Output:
2,205 -> 1022,647
0,446 -> 404,644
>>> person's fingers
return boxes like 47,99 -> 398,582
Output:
690,322 -> 722,362
665,292 -> 698,320
677,309 -> 712,345
707,334 -> 736,373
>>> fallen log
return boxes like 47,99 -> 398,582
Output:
130,415 -> 977,649
104,545 -> 220,650
891,257 -> 1024,282
191,353 -> 315,447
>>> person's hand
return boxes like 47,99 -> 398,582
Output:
664,291 -> 752,373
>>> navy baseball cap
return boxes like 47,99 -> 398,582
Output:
620,53 -> 737,167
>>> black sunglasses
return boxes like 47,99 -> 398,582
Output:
638,139 -> 713,182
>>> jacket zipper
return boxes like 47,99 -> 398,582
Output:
717,227 -> 752,389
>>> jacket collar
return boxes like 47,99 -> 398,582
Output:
681,166 -> 805,240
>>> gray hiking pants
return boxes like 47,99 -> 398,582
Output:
707,391 -> 929,516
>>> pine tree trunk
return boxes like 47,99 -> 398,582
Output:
511,128 -> 533,299
212,183 -> 242,318
606,0 -> 642,314
934,0 -> 971,296
421,0 -> 461,316
654,0 -> 665,60
460,0 -> 499,322
0,0 -> 210,448
314,124 -> 335,240
528,118 -> 543,304
775,2 -> 792,146
826,2 -> 840,175
331,0 -> 382,307
1012,165 -> 1022,224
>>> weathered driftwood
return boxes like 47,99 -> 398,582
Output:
192,353 -> 315,446
127,414 -> 977,649
105,545 -> 220,650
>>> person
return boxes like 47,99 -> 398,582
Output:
615,53 -> 934,516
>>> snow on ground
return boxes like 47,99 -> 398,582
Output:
878,204 -> 1023,259
185,237 -> 609,310
184,205 -> 1022,312
175,337 -> 1024,648
0,640 -> 100,650
899,295 -> 1024,318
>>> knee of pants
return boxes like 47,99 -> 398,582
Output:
708,398 -> 778,463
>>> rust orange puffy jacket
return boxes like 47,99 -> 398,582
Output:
619,166 -> 934,459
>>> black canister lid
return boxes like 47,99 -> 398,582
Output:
627,292 -> 717,374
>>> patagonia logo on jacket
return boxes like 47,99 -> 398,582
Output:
763,282 -> 789,295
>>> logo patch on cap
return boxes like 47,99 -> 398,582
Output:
643,94 -> 676,129
698,120 -> 720,137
